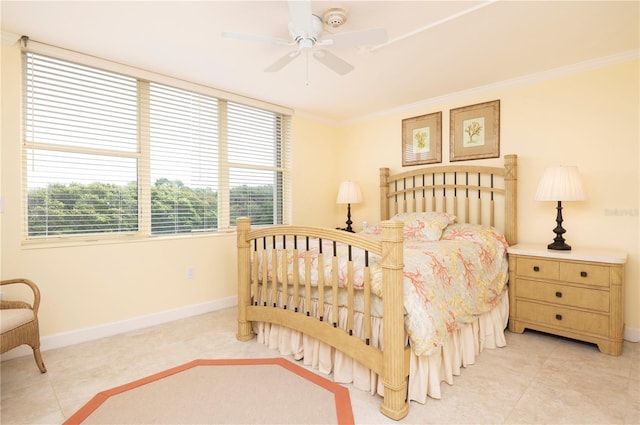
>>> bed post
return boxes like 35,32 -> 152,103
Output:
236,217 -> 253,341
504,154 -> 518,245
379,220 -> 409,420
380,167 -> 390,220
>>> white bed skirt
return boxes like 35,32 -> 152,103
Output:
252,288 -> 509,404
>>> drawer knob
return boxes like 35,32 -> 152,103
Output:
533,266 -> 540,272
555,314 -> 563,321
555,291 -> 563,298
580,271 -> 588,278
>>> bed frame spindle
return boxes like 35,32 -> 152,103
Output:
271,236 -> 277,307
421,175 -> 426,212
411,176 -> 417,212
490,174 -> 495,227
332,241 -> 339,327
317,239 -> 325,320
281,236 -> 288,310
262,238 -> 268,306
453,172 -> 458,218
464,173 -> 470,223
364,251 -> 371,345
293,236 -> 300,312
304,237 -> 311,316
431,174 -> 436,211
347,245 -> 354,335
476,173 -> 482,226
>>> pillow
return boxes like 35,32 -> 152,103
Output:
390,211 -> 456,241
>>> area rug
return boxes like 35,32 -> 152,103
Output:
64,358 -> 354,425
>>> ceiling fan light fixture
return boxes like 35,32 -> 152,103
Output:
323,8 -> 347,28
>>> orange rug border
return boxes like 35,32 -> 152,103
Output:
63,358 -> 354,425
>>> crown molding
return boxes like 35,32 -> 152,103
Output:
343,49 -> 640,127
1,31 -> 21,46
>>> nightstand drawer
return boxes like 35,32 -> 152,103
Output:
515,278 -> 609,312
516,300 -> 609,337
516,257 -> 559,280
559,262 -> 610,287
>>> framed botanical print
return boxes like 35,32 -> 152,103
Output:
449,100 -> 500,161
402,111 -> 442,166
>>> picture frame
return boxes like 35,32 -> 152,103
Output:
449,100 -> 500,162
402,111 -> 442,166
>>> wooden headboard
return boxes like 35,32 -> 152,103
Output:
380,154 -> 517,245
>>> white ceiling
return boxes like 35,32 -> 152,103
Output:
2,1 -> 638,123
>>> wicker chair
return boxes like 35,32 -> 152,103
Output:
1,278 -> 47,373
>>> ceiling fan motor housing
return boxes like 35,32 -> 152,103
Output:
289,14 -> 324,46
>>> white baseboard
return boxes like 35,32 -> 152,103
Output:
1,296 -> 237,361
624,326 -> 640,343
2,302 -> 638,361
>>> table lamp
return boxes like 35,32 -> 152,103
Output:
534,165 -> 586,250
336,181 -> 362,233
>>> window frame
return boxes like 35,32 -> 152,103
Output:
20,38 -> 292,244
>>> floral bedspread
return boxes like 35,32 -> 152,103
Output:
255,223 -> 509,356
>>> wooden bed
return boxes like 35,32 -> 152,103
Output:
236,154 -> 517,420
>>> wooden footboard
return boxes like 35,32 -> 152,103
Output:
236,218 -> 410,420
236,154 -> 517,420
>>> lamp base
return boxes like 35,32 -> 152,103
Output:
343,203 -> 355,233
548,200 -> 572,251
548,240 -> 571,251
337,227 -> 355,233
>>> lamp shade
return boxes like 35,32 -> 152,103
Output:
336,181 -> 363,204
534,166 -> 586,202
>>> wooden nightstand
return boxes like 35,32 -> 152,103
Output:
507,244 -> 626,355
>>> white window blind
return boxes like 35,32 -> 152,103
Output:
22,47 -> 292,241
149,83 -> 219,234
227,102 -> 289,226
24,53 -> 139,237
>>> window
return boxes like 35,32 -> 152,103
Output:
148,83 -> 219,234
22,49 -> 291,241
227,102 -> 286,226
24,54 -> 139,237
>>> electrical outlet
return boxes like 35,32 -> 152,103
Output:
186,267 -> 195,280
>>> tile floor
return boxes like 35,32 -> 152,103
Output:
1,307 -> 638,424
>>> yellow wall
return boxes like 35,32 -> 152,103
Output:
0,43 -> 338,337
290,116 -> 341,227
1,40 -> 241,332
1,40 -> 638,341
337,60 -> 639,333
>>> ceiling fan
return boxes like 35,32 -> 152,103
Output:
222,0 -> 388,76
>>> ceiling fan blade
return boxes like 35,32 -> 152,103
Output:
312,50 -> 354,75
288,0 -> 313,35
321,28 -> 388,48
221,31 -> 292,46
265,50 -> 301,72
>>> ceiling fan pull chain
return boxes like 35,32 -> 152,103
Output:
305,51 -> 310,86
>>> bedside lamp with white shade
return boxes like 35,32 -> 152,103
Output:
535,165 -> 586,251
336,181 -> 362,233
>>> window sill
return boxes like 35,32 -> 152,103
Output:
20,229 -> 236,250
